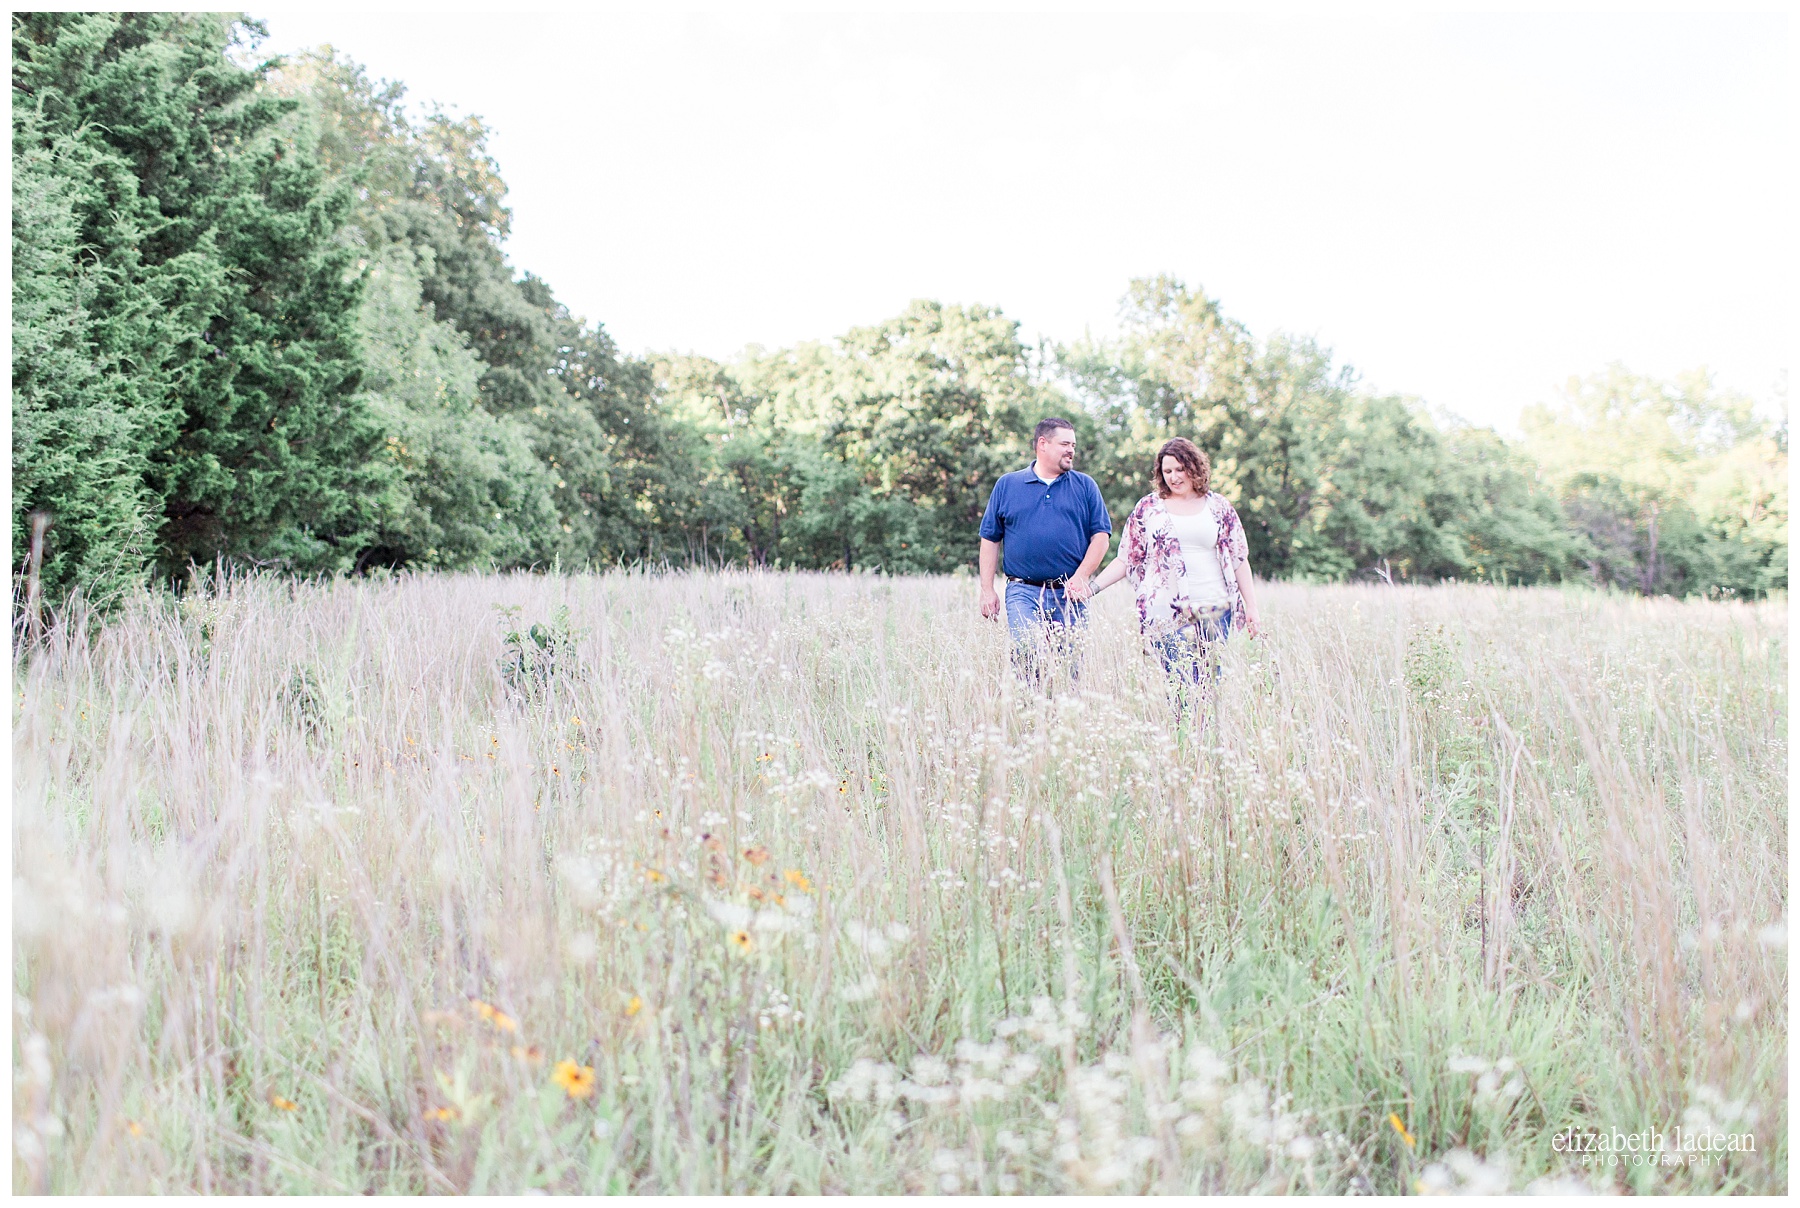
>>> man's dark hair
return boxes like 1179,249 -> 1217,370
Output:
1033,417 -> 1075,447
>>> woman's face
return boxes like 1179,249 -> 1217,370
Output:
1162,456 -> 1197,496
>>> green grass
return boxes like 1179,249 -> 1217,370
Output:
12,570 -> 1787,1192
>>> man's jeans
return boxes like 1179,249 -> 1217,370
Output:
1004,580 -> 1088,688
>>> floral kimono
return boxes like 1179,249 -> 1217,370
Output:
1121,491 -> 1248,636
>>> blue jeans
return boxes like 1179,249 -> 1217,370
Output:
1151,606 -> 1232,713
1004,580 -> 1088,687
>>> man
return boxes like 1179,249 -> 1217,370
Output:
978,417 -> 1113,683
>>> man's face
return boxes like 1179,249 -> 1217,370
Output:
1038,427 -> 1076,472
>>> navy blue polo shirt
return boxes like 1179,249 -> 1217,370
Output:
979,465 -> 1112,583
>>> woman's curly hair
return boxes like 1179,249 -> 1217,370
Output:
1152,437 -> 1210,498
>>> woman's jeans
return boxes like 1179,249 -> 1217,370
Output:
1151,606 -> 1232,716
1004,580 -> 1087,688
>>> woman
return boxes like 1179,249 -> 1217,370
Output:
1092,437 -> 1261,706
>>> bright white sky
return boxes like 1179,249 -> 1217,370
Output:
258,10 -> 1791,434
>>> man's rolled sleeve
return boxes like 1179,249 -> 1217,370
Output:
1085,480 -> 1113,538
979,485 -> 1005,542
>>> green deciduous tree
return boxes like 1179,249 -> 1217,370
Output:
656,301 -> 1049,573
1060,275 -> 1579,587
354,244 -> 557,569
272,47 -> 679,572
1523,367 -> 1786,596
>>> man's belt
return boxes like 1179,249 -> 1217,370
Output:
1009,575 -> 1069,589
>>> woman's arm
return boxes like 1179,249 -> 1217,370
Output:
1091,553 -> 1129,595
1234,559 -> 1261,638
1094,505 -> 1146,596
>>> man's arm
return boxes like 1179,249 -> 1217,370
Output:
1063,531 -> 1111,601
979,538 -> 1002,619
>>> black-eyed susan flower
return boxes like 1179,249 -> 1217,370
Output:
552,1060 -> 597,1099
742,846 -> 770,865
729,930 -> 754,953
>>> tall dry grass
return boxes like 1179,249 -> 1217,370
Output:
11,569 -> 1787,1193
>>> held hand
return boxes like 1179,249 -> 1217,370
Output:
980,585 -> 1002,619
1064,573 -> 1093,603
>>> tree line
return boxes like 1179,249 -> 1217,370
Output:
12,14 -> 1788,614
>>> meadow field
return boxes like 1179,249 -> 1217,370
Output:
11,569 -> 1787,1193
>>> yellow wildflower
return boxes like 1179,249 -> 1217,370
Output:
742,846 -> 770,866
783,869 -> 814,893
270,1094 -> 299,1112
125,1120 -> 144,1137
729,930 -> 754,953
624,995 -> 643,1017
427,1105 -> 459,1122
553,1060 -> 597,1099
472,999 -> 519,1033
1388,1112 -> 1416,1149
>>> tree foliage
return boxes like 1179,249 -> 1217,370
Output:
11,104 -> 156,606
13,12 -> 379,592
13,27 -> 1785,610
1058,276 -> 1584,586
1521,367 -> 1786,597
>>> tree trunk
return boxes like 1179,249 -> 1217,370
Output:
25,511 -> 49,642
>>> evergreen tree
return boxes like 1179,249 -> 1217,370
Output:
12,12 -> 380,586
10,106 -> 155,605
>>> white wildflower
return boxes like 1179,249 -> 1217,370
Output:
704,900 -> 753,930
911,1055 -> 950,1087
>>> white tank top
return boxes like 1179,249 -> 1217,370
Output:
1165,504 -> 1230,608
